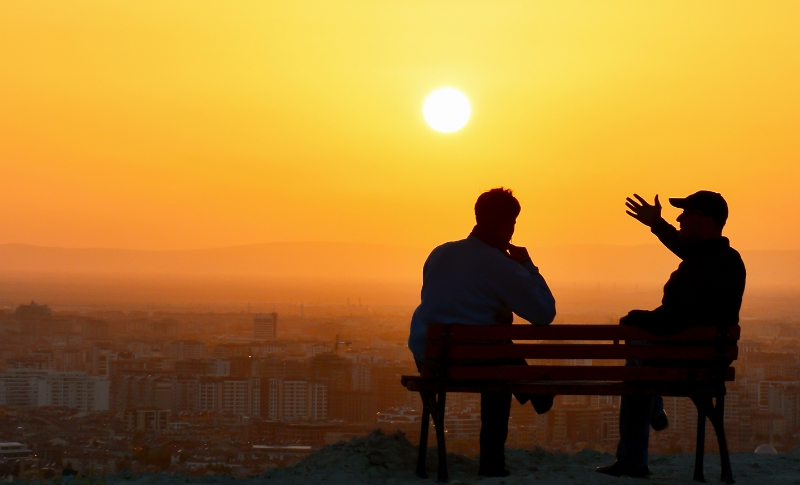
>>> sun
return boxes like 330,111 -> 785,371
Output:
423,88 -> 471,133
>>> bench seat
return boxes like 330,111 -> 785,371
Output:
402,377 -> 726,397
400,323 -> 739,483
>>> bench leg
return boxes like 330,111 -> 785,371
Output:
692,397 -> 707,483
708,395 -> 735,484
433,390 -> 448,483
416,392 -> 432,478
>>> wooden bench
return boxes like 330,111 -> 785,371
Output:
400,323 -> 740,483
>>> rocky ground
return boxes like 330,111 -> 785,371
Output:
62,430 -> 800,485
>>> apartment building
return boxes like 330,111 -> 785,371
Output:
37,371 -> 109,411
167,340 -> 205,360
197,377 -> 261,417
0,369 -> 108,411
254,313 -> 278,340
123,408 -> 170,432
266,379 -> 328,422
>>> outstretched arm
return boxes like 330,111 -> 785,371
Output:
625,193 -> 689,259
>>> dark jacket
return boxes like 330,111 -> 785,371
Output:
620,218 -> 746,335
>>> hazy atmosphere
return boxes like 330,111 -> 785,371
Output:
2,2 -> 800,254
2,2 -> 800,485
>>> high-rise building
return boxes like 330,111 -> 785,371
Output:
90,347 -> 119,377
38,372 -> 110,411
759,378 -> 800,432
306,343 -> 332,357
15,301 -> 52,335
196,376 -> 261,417
229,356 -> 253,377
167,340 -> 205,360
172,377 -> 199,412
221,378 -> 260,416
123,408 -> 170,432
266,379 -> 327,422
310,382 -> 327,421
198,378 -> 219,411
726,385 -> 755,449
280,380 -> 309,421
372,362 -> 415,413
351,363 -> 371,392
0,369 -> 109,411
0,369 -> 50,407
254,313 -> 278,340
309,353 -> 351,390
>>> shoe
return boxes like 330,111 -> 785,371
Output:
532,395 -> 554,414
478,465 -> 510,477
651,411 -> 669,432
595,461 -> 651,478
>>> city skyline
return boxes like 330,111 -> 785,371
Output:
2,2 -> 800,482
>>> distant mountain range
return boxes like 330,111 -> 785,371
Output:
0,242 -> 797,288
0,242 -> 427,282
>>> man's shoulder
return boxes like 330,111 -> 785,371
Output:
429,239 -> 466,256
424,239 -> 466,266
722,237 -> 744,266
724,244 -> 746,272
429,237 -> 485,255
728,246 -> 743,259
426,237 -> 509,270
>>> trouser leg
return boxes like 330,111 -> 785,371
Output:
616,394 -> 655,467
615,356 -> 655,467
653,395 -> 664,417
479,391 -> 512,471
508,357 -> 554,412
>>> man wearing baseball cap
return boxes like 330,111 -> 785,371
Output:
596,190 -> 746,478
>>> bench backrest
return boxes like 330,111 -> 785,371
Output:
422,324 -> 740,384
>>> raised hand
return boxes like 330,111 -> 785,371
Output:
625,194 -> 662,227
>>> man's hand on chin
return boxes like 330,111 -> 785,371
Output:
508,244 -> 532,263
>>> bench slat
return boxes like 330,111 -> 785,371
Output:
436,365 -> 735,382
424,343 -> 738,361
426,324 -> 740,342
401,376 -> 725,397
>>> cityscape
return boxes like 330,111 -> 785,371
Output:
4,2 -> 800,484
1,295 -> 798,478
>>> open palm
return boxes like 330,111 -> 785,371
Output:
625,194 -> 662,227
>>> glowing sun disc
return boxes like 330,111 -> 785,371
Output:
423,88 -> 471,133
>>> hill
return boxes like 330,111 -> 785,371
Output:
56,429 -> 800,485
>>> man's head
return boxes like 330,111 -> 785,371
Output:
474,188 -> 521,245
669,191 -> 728,242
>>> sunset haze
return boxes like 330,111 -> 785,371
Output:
2,1 -> 799,255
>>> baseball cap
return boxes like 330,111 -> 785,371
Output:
669,191 -> 728,227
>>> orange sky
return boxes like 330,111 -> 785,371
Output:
1,1 -> 799,251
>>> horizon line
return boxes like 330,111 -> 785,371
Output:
1,241 -> 798,253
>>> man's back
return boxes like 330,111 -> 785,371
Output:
660,237 -> 746,330
407,235 -> 555,361
624,218 -> 746,335
406,187 -> 556,477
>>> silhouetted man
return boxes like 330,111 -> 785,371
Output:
408,188 -> 556,477
597,191 -> 746,478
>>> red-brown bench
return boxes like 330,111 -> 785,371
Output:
401,323 -> 740,483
